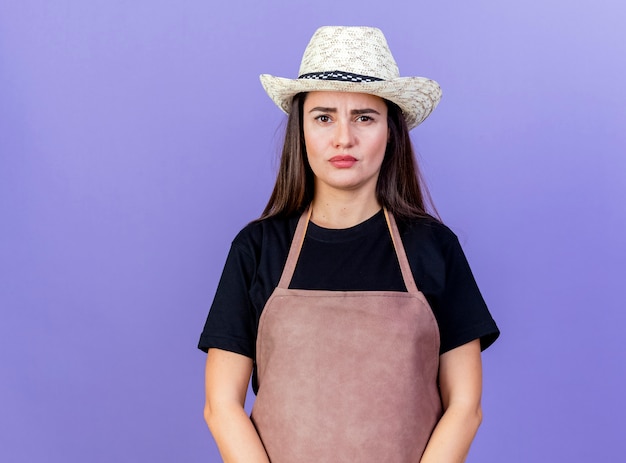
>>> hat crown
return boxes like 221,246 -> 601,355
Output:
298,26 -> 400,81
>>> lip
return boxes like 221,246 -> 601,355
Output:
329,155 -> 357,168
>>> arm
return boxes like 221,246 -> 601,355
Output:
204,348 -> 270,463
420,339 -> 483,463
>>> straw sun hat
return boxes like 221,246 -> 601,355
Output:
260,26 -> 442,130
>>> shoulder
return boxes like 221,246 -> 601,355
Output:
396,216 -> 471,283
397,216 -> 460,252
230,214 -> 300,258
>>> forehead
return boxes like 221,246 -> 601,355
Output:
303,91 -> 387,110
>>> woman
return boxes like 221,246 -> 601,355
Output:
199,26 -> 499,463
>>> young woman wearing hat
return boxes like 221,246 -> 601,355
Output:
199,26 -> 499,463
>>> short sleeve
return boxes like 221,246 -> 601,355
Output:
436,232 -> 500,353
197,242 -> 257,359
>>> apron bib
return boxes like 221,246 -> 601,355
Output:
251,208 -> 441,462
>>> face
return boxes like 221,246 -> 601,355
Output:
302,91 -> 388,198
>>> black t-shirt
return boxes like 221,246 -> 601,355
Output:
199,210 -> 499,388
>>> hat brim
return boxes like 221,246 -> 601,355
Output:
260,74 -> 442,130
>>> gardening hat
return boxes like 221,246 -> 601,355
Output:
260,26 -> 441,130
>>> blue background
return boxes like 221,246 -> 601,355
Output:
1,1 -> 625,461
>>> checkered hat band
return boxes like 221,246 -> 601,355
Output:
298,70 -> 384,83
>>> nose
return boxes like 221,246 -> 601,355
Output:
333,119 -> 355,148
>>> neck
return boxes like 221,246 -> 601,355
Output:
310,188 -> 381,229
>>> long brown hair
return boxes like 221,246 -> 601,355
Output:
260,92 -> 439,221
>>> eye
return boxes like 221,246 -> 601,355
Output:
356,115 -> 373,122
315,115 -> 331,123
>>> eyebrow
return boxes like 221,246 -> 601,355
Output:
308,107 -> 382,115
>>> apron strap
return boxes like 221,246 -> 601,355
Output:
277,206 -> 312,289
277,206 -> 420,294
383,208 -> 420,295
